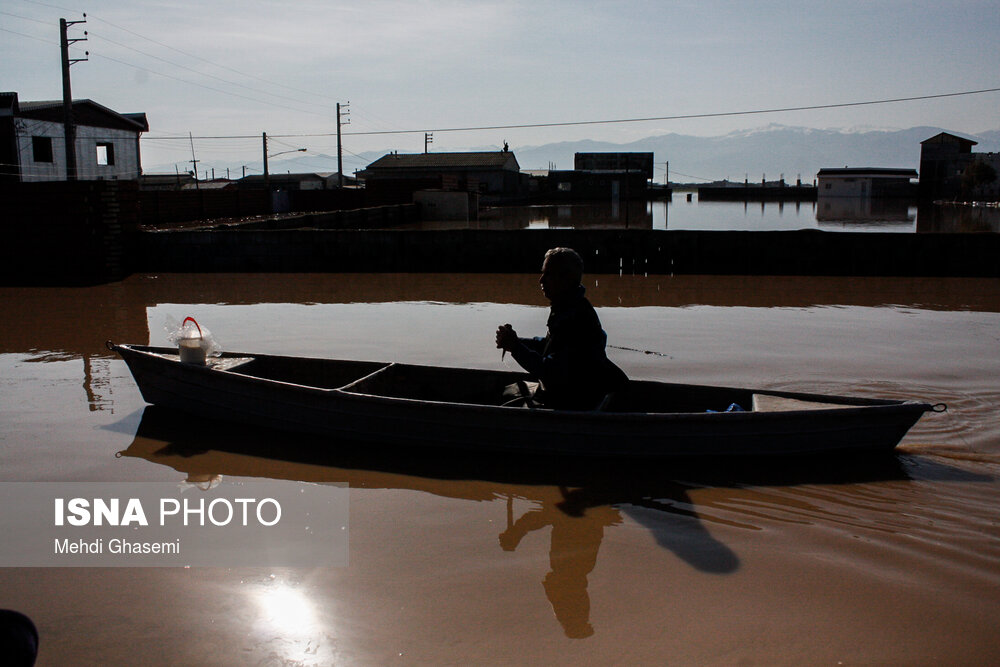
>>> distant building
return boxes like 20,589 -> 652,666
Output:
816,168 -> 917,198
139,172 -> 197,190
238,172 -> 353,191
180,179 -> 236,191
0,91 -> 148,182
540,152 -> 654,200
359,151 -> 522,202
574,152 -> 654,179
919,132 -> 1000,200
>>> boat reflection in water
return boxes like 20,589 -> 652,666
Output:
120,406 -> 955,639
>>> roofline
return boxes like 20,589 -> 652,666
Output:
817,167 -> 918,176
919,131 -> 977,146
365,151 -> 520,167
16,97 -> 148,132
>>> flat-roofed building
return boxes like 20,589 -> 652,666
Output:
816,167 -> 917,198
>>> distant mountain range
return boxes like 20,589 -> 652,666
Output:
509,125 -> 1000,184
148,124 -> 1000,184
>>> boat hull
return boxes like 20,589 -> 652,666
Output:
112,344 -> 933,458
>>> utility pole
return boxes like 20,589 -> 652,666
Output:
188,132 -> 200,190
336,102 -> 349,188
262,132 -> 269,190
60,15 -> 87,181
424,132 -> 433,154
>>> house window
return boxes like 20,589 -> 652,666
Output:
32,136 -> 53,163
96,142 -> 115,166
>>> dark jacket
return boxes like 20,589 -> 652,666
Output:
510,286 -> 625,410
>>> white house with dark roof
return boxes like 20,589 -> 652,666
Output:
0,92 -> 148,182
816,167 -> 918,198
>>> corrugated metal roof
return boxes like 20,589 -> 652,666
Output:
365,151 -> 519,171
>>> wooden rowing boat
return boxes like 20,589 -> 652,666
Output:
110,343 -> 937,458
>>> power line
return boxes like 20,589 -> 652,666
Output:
0,26 -> 56,45
141,86 -> 1000,142
339,87 -> 1000,136
669,170 -> 714,182
0,9 -> 53,26
2,26 -> 329,118
15,1 -> 356,124
86,29 -> 339,114
85,51 -> 331,117
84,12 -> 347,107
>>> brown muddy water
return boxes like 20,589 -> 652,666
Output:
2,273 -> 999,665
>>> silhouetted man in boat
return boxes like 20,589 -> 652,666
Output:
495,247 -> 627,410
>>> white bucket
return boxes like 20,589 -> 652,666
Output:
178,317 -> 207,365
179,339 -> 206,365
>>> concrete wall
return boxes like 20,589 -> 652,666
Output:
138,188 -> 271,225
134,228 -> 1000,277
414,191 -> 476,221
2,180 -> 129,284
5,180 -> 997,285
16,119 -> 140,182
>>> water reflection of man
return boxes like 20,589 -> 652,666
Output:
499,494 -> 622,638
495,247 -> 625,410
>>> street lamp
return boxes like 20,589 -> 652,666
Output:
268,148 -> 307,159
264,147 -> 306,179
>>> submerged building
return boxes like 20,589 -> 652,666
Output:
919,132 -> 1000,200
816,168 -> 918,198
359,150 -> 523,203
543,152 -> 654,200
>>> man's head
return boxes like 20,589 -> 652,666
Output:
540,247 -> 584,302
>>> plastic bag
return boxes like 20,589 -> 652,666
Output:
164,316 -> 222,364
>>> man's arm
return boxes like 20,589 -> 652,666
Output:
509,336 -> 548,377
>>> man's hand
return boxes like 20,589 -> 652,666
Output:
495,323 -> 518,351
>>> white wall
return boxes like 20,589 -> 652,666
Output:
818,176 -> 871,197
16,118 -> 141,182
15,119 -> 63,181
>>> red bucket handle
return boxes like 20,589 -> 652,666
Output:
182,316 -> 203,338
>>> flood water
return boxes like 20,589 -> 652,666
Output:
448,196 -> 1000,233
2,272 -> 999,665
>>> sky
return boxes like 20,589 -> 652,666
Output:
3,0 -> 999,175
